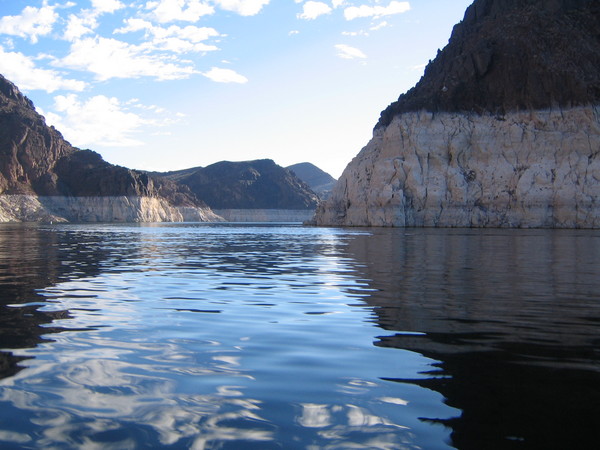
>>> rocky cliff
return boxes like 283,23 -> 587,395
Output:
0,74 -> 221,222
161,159 -> 319,210
314,0 -> 600,227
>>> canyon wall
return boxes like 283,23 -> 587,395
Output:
1,74 -> 222,223
0,195 -> 222,223
314,0 -> 600,227
315,106 -> 600,227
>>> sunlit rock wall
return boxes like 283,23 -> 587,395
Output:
315,106 -> 600,227
0,195 -> 223,223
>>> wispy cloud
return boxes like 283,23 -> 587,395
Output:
144,0 -> 215,23
0,3 -> 58,43
55,37 -> 197,81
91,0 -> 126,15
115,19 -> 220,53
63,0 -> 125,41
44,94 -> 148,147
213,0 -> 271,16
0,46 -> 86,93
344,1 -> 410,21
202,67 -> 248,83
334,44 -> 366,60
63,11 -> 98,42
297,1 -> 332,20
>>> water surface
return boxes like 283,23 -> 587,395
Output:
0,223 -> 599,449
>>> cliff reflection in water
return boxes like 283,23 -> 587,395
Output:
0,224 -> 147,380
344,228 -> 600,449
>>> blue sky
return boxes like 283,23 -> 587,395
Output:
0,0 -> 472,178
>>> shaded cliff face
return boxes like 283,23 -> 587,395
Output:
315,0 -> 600,228
0,75 -> 76,195
163,159 -> 319,210
0,74 -> 215,222
287,162 -> 336,200
377,0 -> 600,128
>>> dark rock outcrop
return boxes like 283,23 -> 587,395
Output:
0,74 -> 218,221
376,0 -> 600,128
287,162 -> 336,200
161,159 -> 319,210
0,75 -> 75,195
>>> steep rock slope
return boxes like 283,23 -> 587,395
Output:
162,159 -> 319,210
287,162 -> 336,200
315,0 -> 600,227
0,74 -> 220,222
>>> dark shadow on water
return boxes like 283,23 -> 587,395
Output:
0,223 -> 143,379
343,227 -> 600,450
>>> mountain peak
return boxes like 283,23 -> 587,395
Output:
0,74 -> 35,110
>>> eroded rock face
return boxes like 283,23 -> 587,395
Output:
0,195 -> 222,223
0,74 -> 219,222
315,107 -> 600,227
315,0 -> 600,228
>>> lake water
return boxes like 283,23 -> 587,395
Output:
0,223 -> 599,449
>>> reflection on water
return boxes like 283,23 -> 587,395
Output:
345,228 -> 600,449
0,224 -> 599,449
0,224 -> 452,449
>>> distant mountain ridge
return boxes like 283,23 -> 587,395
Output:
286,162 -> 336,200
159,159 -> 319,210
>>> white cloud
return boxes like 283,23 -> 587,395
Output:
145,0 -> 215,23
341,30 -> 368,37
0,46 -> 86,93
297,1 -> 332,20
344,1 -> 410,20
45,94 -> 147,147
63,0 -> 125,42
202,67 -> 248,83
91,0 -> 126,14
56,37 -> 197,80
334,44 -> 366,59
370,20 -> 389,30
116,19 -> 220,53
63,12 -> 97,41
214,0 -> 270,16
0,4 -> 58,43
114,18 -> 153,33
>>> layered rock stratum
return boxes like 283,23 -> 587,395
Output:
0,74 -> 221,223
314,0 -> 600,227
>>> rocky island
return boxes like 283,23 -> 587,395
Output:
315,0 -> 600,227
